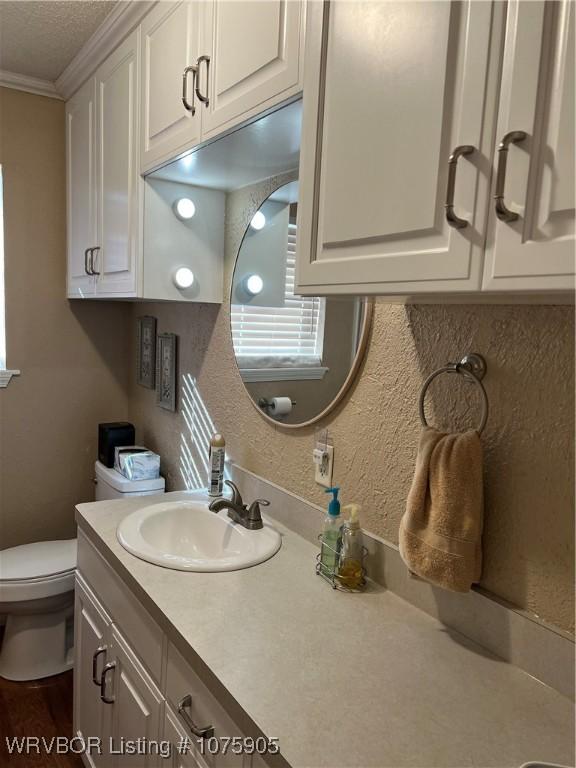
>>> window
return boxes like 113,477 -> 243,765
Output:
0,165 -> 19,387
231,222 -> 327,381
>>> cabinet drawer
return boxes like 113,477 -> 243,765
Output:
166,643 -> 249,767
77,531 -> 164,683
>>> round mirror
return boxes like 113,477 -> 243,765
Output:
230,181 -> 372,427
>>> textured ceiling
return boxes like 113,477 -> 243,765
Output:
0,1 -> 117,82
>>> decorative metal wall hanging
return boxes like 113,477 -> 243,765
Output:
156,333 -> 178,411
137,316 -> 157,389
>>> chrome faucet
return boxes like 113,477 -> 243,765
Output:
208,480 -> 269,530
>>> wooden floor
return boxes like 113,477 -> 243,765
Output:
0,671 -> 82,767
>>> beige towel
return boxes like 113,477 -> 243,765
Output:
399,427 -> 484,593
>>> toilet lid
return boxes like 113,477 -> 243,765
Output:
0,539 -> 77,581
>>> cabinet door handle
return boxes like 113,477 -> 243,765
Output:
90,246 -> 101,276
445,145 -> 475,229
182,65 -> 197,114
177,694 -> 214,739
99,661 -> 116,704
195,55 -> 210,106
494,130 -> 527,222
92,646 -> 107,686
84,248 -> 93,275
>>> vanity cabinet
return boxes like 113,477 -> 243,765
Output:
66,30 -> 141,299
296,0 -> 575,298
74,576 -> 111,768
107,626 -> 165,768
140,0 -> 305,173
74,533 -> 263,768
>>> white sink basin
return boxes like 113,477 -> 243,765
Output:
117,499 -> 282,572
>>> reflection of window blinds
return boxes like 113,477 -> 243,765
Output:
231,223 -> 325,359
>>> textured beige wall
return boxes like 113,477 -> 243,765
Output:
0,88 -> 131,549
128,177 -> 575,635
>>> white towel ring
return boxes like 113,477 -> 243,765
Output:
419,353 -> 489,435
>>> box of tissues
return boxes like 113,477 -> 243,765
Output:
114,446 -> 161,481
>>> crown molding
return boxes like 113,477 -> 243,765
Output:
55,0 -> 156,100
0,70 -> 62,100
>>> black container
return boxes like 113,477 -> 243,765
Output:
98,422 -> 135,468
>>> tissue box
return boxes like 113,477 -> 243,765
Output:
115,446 -> 160,481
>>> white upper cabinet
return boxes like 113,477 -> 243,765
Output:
296,1 -> 498,296
95,29 -> 141,297
198,0 -> 304,139
483,0 -> 575,292
296,0 -> 574,299
139,0 -> 304,172
140,1 -> 201,171
66,78 -> 97,298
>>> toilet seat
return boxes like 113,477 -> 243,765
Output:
0,539 -> 77,603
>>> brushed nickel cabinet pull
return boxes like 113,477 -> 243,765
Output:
92,646 -> 107,686
494,130 -> 527,222
182,65 -> 197,113
84,248 -> 93,275
90,246 -> 101,276
177,694 -> 214,739
195,55 -> 210,106
99,661 -> 115,704
445,145 -> 475,229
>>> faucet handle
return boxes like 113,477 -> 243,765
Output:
224,479 -> 243,507
247,499 -> 269,528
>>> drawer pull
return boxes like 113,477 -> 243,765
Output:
494,130 -> 527,222
445,145 -> 475,229
92,646 -> 107,686
177,694 -> 214,739
99,661 -> 116,704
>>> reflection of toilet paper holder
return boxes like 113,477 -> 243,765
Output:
258,397 -> 296,414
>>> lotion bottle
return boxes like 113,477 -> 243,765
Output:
338,504 -> 364,589
208,434 -> 225,496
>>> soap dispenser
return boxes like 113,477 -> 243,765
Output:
320,487 -> 341,574
338,504 -> 364,589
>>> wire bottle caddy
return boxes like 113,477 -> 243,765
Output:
316,534 -> 368,592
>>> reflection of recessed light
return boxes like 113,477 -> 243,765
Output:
244,274 -> 264,295
173,267 -> 195,289
173,198 -> 196,220
250,211 -> 266,230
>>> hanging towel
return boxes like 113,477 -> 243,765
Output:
399,427 -> 484,593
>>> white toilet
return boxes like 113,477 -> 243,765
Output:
0,460 -> 164,681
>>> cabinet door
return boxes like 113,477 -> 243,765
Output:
95,29 -> 141,297
483,0 -> 575,292
108,626 -> 164,767
66,78 -> 97,298
74,575 -> 112,768
297,1 -> 498,296
141,1 -> 201,173
198,0 -> 303,138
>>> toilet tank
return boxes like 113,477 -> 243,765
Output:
94,461 -> 165,501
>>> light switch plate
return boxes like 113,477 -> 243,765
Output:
315,444 -> 334,487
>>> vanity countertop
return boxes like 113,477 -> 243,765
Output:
76,493 -> 574,768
